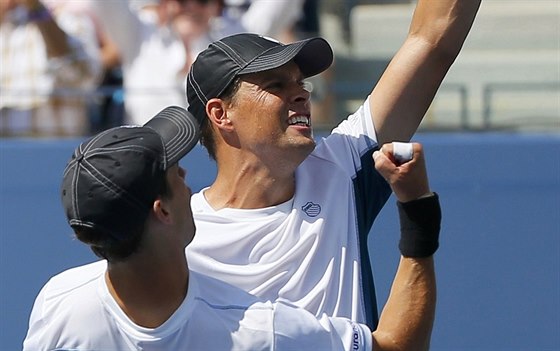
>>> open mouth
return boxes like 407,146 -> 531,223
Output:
288,115 -> 310,127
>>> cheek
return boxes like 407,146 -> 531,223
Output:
230,94 -> 288,138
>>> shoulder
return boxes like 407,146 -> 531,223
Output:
330,96 -> 376,140
43,260 -> 107,296
35,261 -> 107,317
23,261 -> 109,349
309,97 -> 379,163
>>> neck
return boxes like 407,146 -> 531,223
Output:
105,252 -> 189,328
206,158 -> 296,210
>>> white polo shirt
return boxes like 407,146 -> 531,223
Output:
187,98 -> 392,329
23,260 -> 372,350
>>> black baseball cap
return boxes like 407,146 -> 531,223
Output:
61,106 -> 200,240
186,33 -> 334,124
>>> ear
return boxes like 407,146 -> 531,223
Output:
206,98 -> 234,132
153,199 -> 172,225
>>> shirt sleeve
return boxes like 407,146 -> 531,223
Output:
272,301 -> 372,351
22,284 -> 50,351
331,96 -> 377,143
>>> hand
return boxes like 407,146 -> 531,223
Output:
373,142 -> 431,203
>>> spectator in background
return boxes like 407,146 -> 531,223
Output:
90,0 -> 244,126
38,0 -> 125,134
0,0 -> 102,137
223,0 -> 305,43
171,0 -> 245,70
62,0 -> 125,133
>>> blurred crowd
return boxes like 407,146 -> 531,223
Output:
0,0 -> 328,138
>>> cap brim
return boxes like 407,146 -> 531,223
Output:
143,106 -> 200,168
239,37 -> 333,78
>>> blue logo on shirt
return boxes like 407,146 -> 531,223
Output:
352,324 -> 360,350
302,202 -> 321,217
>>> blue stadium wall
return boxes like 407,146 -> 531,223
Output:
1,132 -> 559,350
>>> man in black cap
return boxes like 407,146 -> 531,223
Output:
22,104 -> 441,349
22,106 -> 201,349
185,0 -> 480,331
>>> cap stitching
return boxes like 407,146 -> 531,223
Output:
146,108 -> 197,166
217,40 -> 283,72
80,144 -> 160,211
63,130 -> 107,177
70,162 -> 81,222
187,69 -> 208,105
80,156 -> 149,213
214,40 -> 247,67
242,44 -> 302,72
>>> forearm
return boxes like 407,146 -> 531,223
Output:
373,257 -> 436,351
371,144 -> 439,350
28,3 -> 71,58
29,4 -> 102,88
370,0 -> 481,144
409,0 -> 482,59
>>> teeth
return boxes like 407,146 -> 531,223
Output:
288,115 -> 310,126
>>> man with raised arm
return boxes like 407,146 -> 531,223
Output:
185,0 -> 480,329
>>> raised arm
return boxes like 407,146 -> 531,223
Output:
371,143 -> 440,351
370,0 -> 482,145
22,0 -> 69,58
23,0 -> 102,88
88,0 -> 144,62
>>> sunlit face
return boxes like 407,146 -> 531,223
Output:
224,61 -> 315,166
164,164 -> 196,246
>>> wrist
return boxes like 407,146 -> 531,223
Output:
398,192 -> 441,258
395,190 -> 433,203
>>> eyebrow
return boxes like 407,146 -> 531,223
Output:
257,69 -> 305,83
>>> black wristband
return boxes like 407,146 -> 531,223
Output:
397,193 -> 441,258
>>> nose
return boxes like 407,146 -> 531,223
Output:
291,82 -> 310,105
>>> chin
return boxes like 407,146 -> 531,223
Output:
296,138 -> 316,158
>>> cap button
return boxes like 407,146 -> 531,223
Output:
76,154 -> 84,162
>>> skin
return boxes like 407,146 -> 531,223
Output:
105,164 -> 195,328
373,256 -> 436,351
371,143 -> 436,351
205,61 -> 312,209
370,0 -> 482,145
